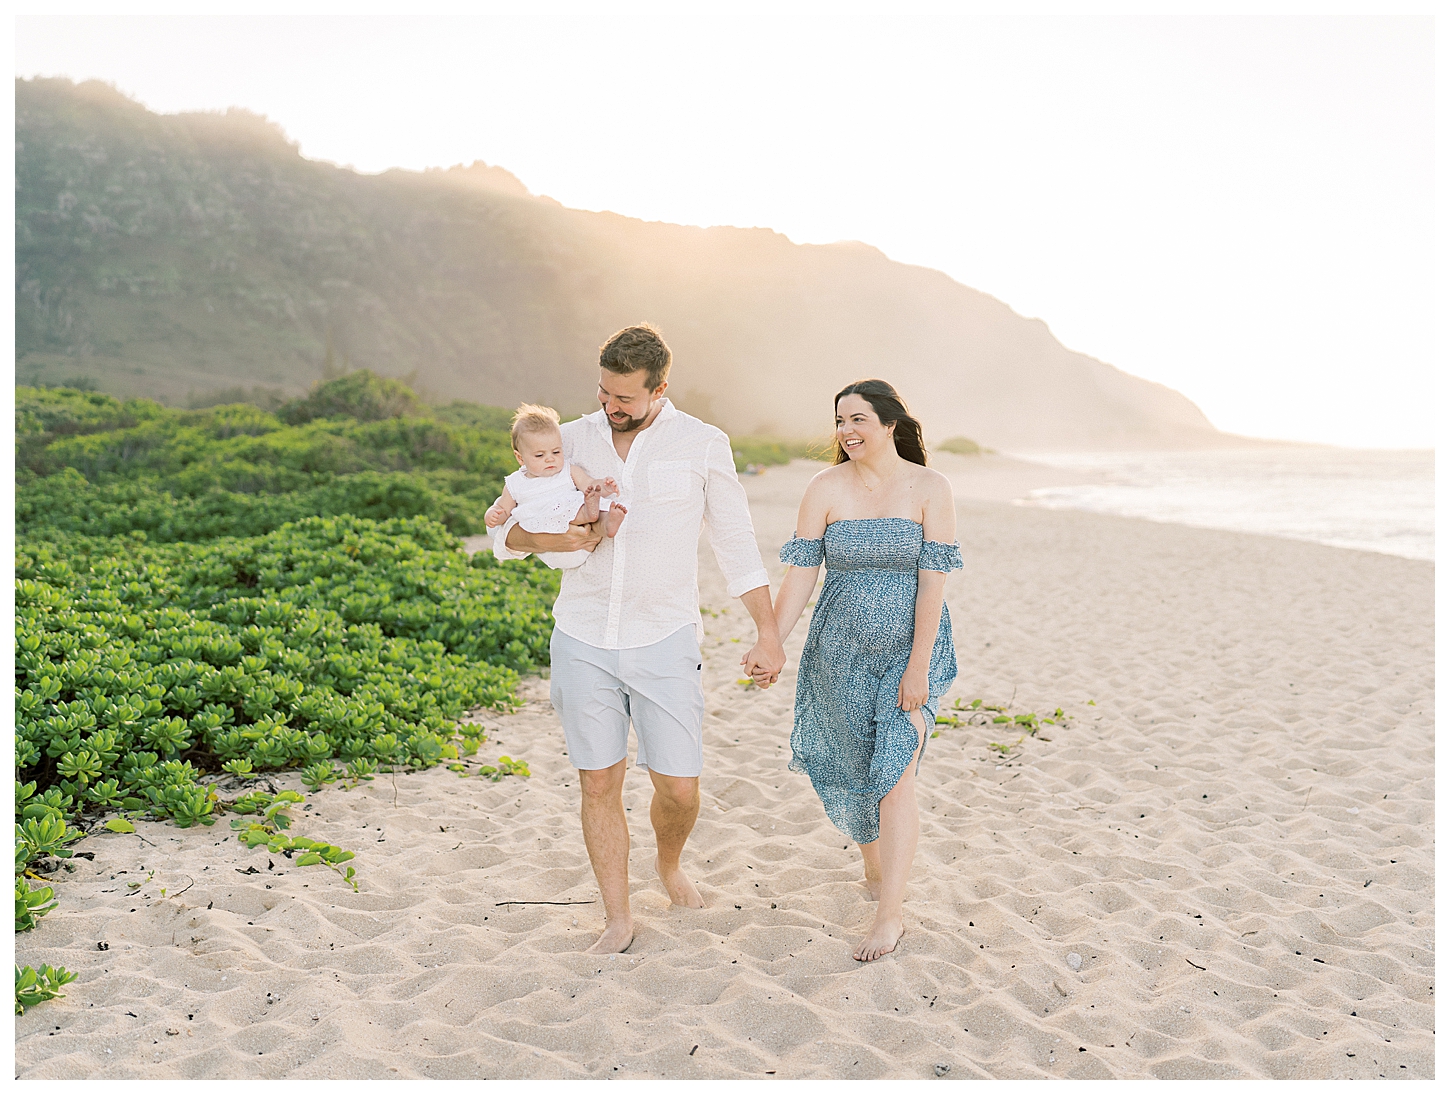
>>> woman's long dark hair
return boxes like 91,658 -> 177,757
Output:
833,379 -> 928,467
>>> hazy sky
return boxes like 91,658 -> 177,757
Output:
14,5 -> 1436,447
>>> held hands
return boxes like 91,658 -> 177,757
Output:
741,638 -> 786,689
897,662 -> 929,712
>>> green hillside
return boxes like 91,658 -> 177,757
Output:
17,77 -> 608,414
16,76 -> 1224,450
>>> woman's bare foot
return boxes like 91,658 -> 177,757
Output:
852,917 -> 904,961
579,483 -> 601,524
858,876 -> 882,901
655,858 -> 706,908
604,503 -> 627,538
585,918 -> 634,954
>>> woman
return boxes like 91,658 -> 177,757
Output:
773,380 -> 961,962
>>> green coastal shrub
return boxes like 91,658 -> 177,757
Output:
15,963 -> 77,1014
16,516 -> 556,817
276,370 -> 424,425
14,383 -> 559,958
935,436 -> 989,455
730,436 -> 829,472
18,467 -> 502,540
15,379 -> 519,536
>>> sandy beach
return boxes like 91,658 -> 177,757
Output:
15,456 -> 1434,1080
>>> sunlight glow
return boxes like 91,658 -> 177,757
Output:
14,7 -> 1435,447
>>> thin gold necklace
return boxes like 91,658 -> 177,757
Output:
855,459 -> 902,493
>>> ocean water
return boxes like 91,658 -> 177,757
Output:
1014,448 -> 1434,562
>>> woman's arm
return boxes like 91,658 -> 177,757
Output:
772,474 -> 832,642
898,473 -> 958,712
773,565 -> 820,645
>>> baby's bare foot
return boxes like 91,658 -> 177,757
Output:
605,503 -> 628,538
852,917 -> 903,961
580,484 -> 601,524
656,858 -> 705,908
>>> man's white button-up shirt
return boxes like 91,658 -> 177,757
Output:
493,399 -> 770,650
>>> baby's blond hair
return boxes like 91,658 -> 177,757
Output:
510,403 -> 561,448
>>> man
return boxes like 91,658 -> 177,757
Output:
496,323 -> 786,954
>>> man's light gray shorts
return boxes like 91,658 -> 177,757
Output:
549,625 -> 704,776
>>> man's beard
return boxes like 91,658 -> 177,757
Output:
605,406 -> 652,433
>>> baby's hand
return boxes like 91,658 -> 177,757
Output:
484,502 -> 507,528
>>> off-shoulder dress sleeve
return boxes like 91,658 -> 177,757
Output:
779,535 -> 825,567
918,540 -> 963,572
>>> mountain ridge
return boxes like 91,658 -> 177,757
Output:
16,76 -> 1228,449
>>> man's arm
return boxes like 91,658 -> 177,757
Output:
702,432 -> 771,593
504,520 -> 605,556
698,431 -> 785,686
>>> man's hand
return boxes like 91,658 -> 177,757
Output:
737,584 -> 786,688
741,636 -> 785,689
505,519 -> 606,555
555,521 -> 607,552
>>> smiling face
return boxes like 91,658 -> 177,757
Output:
598,368 -> 667,433
514,426 -> 565,477
835,393 -> 896,461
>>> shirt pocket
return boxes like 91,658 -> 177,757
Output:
648,459 -> 694,502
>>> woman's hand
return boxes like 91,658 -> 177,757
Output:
897,661 -> 929,712
742,645 -> 784,688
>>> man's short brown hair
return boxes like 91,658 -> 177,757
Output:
599,324 -> 672,391
510,403 -> 560,448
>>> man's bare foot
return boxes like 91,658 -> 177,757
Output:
579,483 -> 601,524
604,503 -> 627,538
656,858 -> 706,908
585,918 -> 634,954
852,917 -> 903,961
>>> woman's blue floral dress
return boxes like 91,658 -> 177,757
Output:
780,518 -> 963,844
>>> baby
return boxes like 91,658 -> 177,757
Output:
485,404 -> 627,544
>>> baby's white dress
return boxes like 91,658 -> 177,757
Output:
494,461 -> 611,570
506,461 -> 593,534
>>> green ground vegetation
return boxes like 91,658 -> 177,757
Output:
14,375 -> 559,971
934,437 -> 990,456
730,436 -> 830,472
17,374 -> 521,541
